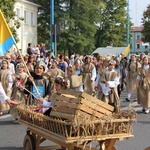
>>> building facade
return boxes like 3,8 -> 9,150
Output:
131,26 -> 150,54
11,0 -> 40,55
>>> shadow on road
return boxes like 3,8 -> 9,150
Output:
137,121 -> 150,124
0,147 -> 22,150
0,120 -> 20,125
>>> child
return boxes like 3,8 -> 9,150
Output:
37,76 -> 69,115
10,63 -> 28,118
99,60 -> 120,112
125,54 -> 141,102
137,56 -> 150,114
67,66 -> 83,91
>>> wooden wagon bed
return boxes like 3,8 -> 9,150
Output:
16,90 -> 136,150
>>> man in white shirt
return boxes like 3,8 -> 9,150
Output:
5,54 -> 15,73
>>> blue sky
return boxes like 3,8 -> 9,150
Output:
130,0 -> 150,26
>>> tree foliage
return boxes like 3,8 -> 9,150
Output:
142,4 -> 150,42
0,0 -> 21,43
31,0 -> 101,55
31,0 -> 51,47
31,0 -> 129,55
58,0 -> 103,55
95,0 -> 128,47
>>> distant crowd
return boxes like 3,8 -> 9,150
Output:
0,42 -> 149,116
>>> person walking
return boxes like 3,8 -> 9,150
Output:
125,54 -> 141,102
137,56 -> 150,114
82,55 -> 96,95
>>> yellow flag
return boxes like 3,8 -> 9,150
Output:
124,44 -> 130,57
0,9 -> 16,56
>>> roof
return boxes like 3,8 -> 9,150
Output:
17,0 -> 41,7
131,26 -> 143,32
92,46 -> 126,57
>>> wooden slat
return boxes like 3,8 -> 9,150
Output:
80,98 -> 112,115
61,94 -> 76,98
72,143 -> 96,150
81,92 -> 114,111
78,104 -> 104,118
38,145 -> 61,150
57,90 -> 82,96
145,146 -> 150,150
52,107 -> 76,114
66,133 -> 133,142
76,110 -> 93,120
56,95 -> 79,103
54,101 -> 78,109
50,111 -> 74,121
105,139 -> 116,150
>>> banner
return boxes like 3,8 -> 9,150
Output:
124,44 -> 130,57
0,10 -> 16,56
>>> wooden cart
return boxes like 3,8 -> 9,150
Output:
17,90 -> 136,150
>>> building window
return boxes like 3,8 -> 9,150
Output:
16,8 -> 20,21
145,45 -> 148,49
24,10 -> 28,24
137,44 -> 140,49
31,12 -> 34,25
137,35 -> 140,40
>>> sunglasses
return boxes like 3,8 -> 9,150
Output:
5,58 -> 10,60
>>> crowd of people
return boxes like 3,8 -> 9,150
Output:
0,42 -> 149,117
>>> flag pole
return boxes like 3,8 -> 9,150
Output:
14,44 -> 41,98
0,9 -> 41,99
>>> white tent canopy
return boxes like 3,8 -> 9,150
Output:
92,46 -> 126,57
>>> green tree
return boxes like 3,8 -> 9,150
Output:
142,5 -> 150,43
31,0 -> 51,47
0,0 -> 21,42
95,0 -> 128,47
31,0 -> 101,55
56,0 -> 101,55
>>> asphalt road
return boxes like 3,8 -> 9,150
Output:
0,91 -> 150,150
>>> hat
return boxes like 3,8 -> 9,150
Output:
130,54 -> 136,57
74,58 -> 81,64
84,55 -> 93,62
108,60 -> 116,65
52,59 -> 59,65
86,55 -> 93,58
115,57 -> 120,62
16,63 -> 25,68
1,59 -> 9,64
35,60 -> 46,71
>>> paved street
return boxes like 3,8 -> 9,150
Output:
0,91 -> 150,150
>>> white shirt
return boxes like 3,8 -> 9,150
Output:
9,63 -> 15,73
95,73 -> 101,87
0,83 -> 9,103
100,70 -> 120,95
91,65 -> 96,81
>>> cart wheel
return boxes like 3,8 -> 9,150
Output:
23,134 -> 36,150
112,146 -> 116,150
